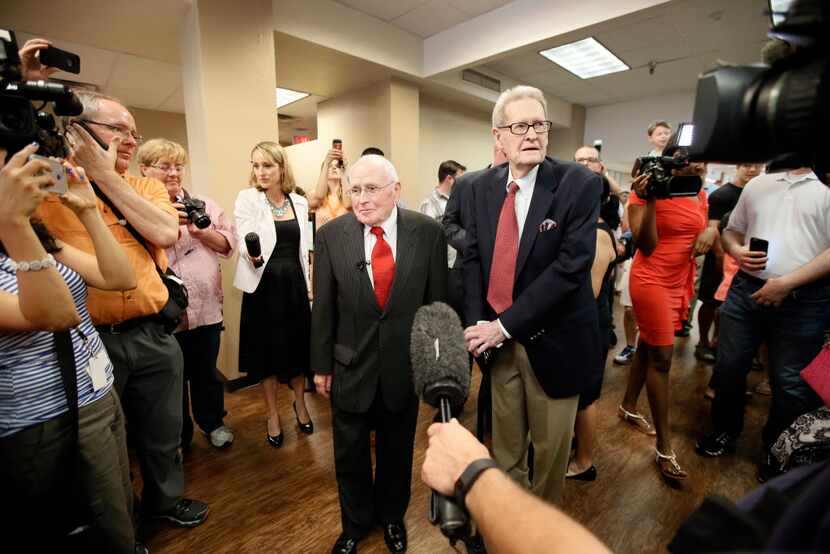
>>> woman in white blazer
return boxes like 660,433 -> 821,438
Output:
233,141 -> 314,448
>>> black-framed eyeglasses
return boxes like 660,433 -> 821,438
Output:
498,120 -> 553,135
81,119 -> 144,144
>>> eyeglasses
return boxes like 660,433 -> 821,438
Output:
81,120 -> 144,144
150,163 -> 186,174
497,120 -> 553,135
575,157 -> 600,164
347,181 -> 394,197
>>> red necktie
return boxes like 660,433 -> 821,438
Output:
370,226 -> 395,310
487,182 -> 520,314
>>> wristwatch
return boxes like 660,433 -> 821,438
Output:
454,458 -> 499,508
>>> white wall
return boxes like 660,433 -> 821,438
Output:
584,91 -> 695,171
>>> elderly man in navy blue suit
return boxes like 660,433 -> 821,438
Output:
463,85 -> 602,504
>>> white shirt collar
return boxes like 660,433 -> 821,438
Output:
507,164 -> 539,191
777,171 -> 819,187
363,205 -> 398,238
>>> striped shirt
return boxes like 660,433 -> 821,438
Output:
0,255 -> 114,437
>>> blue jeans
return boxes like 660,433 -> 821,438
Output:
711,273 -> 830,450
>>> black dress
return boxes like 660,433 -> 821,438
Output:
239,213 -> 310,383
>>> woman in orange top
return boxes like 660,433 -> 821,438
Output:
618,144 -> 716,482
309,149 -> 351,228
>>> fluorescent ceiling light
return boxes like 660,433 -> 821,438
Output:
539,37 -> 629,79
769,0 -> 794,26
276,87 -> 309,109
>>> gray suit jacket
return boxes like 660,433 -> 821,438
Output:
311,209 -> 448,413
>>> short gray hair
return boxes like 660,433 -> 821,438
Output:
492,85 -> 547,128
73,89 -> 126,119
346,154 -> 399,185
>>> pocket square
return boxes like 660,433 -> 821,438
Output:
539,219 -> 558,232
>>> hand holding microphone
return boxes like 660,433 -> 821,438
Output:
245,232 -> 264,268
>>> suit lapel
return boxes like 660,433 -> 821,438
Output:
516,160 -> 558,277
386,209 -> 417,312
487,165 -> 509,244
342,214 -> 381,315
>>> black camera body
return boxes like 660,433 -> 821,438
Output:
0,29 -> 82,157
182,197 -> 211,229
635,155 -> 702,199
688,0 -> 830,182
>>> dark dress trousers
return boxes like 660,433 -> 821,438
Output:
311,209 -> 448,537
463,156 -> 603,399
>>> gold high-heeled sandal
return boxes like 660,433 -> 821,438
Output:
618,405 -> 657,436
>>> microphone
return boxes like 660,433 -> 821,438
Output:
245,232 -> 264,268
410,302 -> 472,545
356,260 -> 371,271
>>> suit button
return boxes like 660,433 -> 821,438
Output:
380,313 -> 387,321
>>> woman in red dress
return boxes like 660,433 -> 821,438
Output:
618,144 -> 716,482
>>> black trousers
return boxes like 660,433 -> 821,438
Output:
332,388 -> 419,538
100,318 -> 184,513
175,323 -> 225,445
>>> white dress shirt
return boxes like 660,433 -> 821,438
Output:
727,171 -> 830,279
507,164 -> 538,240
495,164 -> 540,339
419,187 -> 456,268
363,206 -> 398,287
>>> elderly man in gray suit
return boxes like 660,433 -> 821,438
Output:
311,155 -> 448,554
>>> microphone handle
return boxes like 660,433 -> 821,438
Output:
431,394 -> 470,541
253,257 -> 264,268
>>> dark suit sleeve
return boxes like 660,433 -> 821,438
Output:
442,178 -> 467,251
310,226 -> 336,374
425,224 -> 449,304
500,173 -> 601,339
462,181 -> 487,325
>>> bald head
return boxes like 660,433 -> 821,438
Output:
574,146 -> 603,174
347,155 -> 401,226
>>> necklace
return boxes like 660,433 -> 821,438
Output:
266,195 -> 290,218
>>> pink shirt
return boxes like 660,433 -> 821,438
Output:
166,194 -> 236,331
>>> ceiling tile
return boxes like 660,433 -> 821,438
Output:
156,89 -> 185,114
482,53 -> 554,80
393,0 -> 470,38
446,0 -> 514,17
332,0 -> 429,22
16,31 -> 117,88
105,54 -> 181,111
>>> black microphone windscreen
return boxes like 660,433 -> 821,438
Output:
410,302 -> 469,407
245,232 -> 261,258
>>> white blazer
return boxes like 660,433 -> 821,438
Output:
232,188 -> 311,294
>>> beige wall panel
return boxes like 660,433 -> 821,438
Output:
128,108 -> 191,189
548,104 -> 586,162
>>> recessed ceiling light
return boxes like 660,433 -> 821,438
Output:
539,37 -> 629,79
276,88 -> 309,109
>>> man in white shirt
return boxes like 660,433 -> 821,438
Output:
696,169 -> 830,482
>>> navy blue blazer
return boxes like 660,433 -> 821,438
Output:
462,156 -> 602,398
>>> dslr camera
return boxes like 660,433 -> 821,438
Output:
635,153 -> 701,200
0,29 -> 82,156
181,197 -> 211,229
688,0 -> 830,182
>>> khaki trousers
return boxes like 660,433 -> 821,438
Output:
490,341 -> 579,504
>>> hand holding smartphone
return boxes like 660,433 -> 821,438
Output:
28,154 -> 68,194
746,237 -> 769,270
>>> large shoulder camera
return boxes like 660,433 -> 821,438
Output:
0,29 -> 82,157
687,0 -> 830,183
635,152 -> 702,200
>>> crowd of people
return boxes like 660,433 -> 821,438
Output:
2,36 -> 830,554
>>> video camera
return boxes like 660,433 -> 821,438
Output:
688,0 -> 830,183
634,124 -> 703,199
0,29 -> 82,157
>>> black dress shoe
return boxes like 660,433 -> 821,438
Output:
266,420 -> 283,448
383,522 -> 407,553
565,465 -> 597,481
331,533 -> 359,554
293,401 -> 314,434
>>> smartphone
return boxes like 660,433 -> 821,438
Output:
29,154 -> 68,194
332,139 -> 342,151
39,46 -> 81,74
72,120 -> 109,150
749,237 -> 769,254
593,139 -> 603,153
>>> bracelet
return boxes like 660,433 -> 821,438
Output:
8,254 -> 57,272
454,457 -> 499,509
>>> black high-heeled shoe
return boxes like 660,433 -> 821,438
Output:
293,401 -> 314,434
266,419 -> 283,448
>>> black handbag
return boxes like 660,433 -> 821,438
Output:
91,182 -> 189,332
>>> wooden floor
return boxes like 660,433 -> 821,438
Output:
141,298 -> 768,554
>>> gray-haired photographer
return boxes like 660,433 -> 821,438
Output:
17,37 -> 211,529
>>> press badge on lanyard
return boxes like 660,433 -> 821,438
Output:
77,328 -> 110,391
